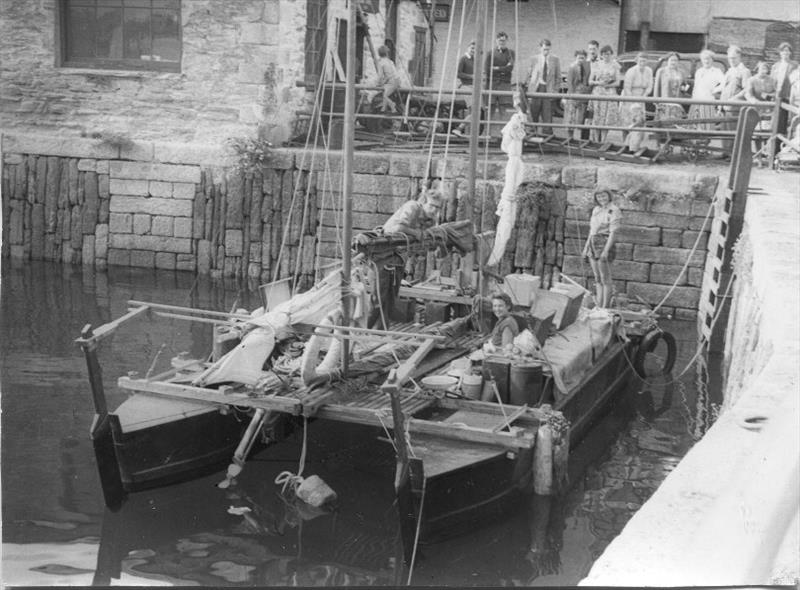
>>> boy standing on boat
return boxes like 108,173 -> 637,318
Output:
369,188 -> 445,327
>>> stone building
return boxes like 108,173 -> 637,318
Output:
0,0 -> 740,318
620,0 -> 800,64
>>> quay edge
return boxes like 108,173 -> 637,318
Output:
580,169 -> 800,587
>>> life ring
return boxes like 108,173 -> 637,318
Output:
300,310 -> 343,386
633,328 -> 677,379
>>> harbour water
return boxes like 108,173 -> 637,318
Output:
0,260 -> 720,586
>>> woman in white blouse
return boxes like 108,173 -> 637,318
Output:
688,49 -> 725,130
582,189 -> 621,308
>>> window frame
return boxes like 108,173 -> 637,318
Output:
56,0 -> 182,73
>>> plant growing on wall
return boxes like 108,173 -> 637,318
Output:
226,134 -> 274,174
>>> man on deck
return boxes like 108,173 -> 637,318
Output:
369,188 -> 444,327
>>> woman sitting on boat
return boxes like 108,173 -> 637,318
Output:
483,292 -> 520,354
582,189 -> 621,308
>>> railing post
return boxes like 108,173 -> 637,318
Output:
768,97 -> 783,168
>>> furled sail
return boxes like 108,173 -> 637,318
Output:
487,111 -> 527,266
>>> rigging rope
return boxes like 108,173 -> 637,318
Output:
422,0 -> 458,185
275,416 -> 309,494
652,192 -> 718,314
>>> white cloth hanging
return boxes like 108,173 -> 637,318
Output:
488,111 -> 527,266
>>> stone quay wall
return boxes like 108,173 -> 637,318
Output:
1,133 -> 722,317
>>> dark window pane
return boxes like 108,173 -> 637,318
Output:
62,0 -> 180,71
123,7 -> 151,59
67,6 -> 96,59
96,6 -> 123,59
152,8 -> 180,62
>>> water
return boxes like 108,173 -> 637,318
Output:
0,260 -> 720,587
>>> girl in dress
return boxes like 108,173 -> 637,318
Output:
582,189 -> 621,308
689,49 -> 725,130
589,45 -> 622,143
653,52 -> 685,122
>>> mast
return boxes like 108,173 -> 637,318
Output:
341,0 -> 357,373
467,0 -> 487,207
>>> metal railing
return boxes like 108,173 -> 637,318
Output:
310,82 -> 781,163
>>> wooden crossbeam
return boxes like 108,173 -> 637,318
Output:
117,377 -> 302,415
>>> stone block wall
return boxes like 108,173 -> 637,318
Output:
2,132 -> 722,316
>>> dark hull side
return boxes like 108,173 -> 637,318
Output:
414,339 -> 639,544
417,448 -> 534,543
108,405 -> 251,492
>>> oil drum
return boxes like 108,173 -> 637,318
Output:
509,362 -> 544,406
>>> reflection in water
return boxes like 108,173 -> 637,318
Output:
1,261 -> 719,586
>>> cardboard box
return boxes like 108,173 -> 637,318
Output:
530,283 -> 584,330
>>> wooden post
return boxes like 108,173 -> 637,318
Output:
532,424 -> 554,495
77,324 -> 125,510
341,0 -> 357,375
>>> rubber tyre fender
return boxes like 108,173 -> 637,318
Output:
633,328 -> 677,379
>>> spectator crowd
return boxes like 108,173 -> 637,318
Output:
454,33 -> 800,158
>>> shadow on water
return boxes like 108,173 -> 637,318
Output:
1,261 -> 721,586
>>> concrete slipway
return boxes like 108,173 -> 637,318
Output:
581,168 -> 800,586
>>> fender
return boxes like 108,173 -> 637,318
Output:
300,310 -> 343,386
633,328 -> 677,379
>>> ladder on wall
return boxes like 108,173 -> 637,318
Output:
698,107 -> 760,346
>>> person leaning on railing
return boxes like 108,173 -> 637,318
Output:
771,42 -> 798,137
564,49 -> 592,140
745,61 -> 777,165
688,49 -> 725,130
588,45 -> 622,143
716,45 -> 751,156
621,52 -> 653,140
788,70 -> 800,142
653,52 -> 685,123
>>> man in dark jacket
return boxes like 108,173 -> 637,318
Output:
484,32 -> 515,120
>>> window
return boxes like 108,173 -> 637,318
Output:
59,0 -> 181,72
305,0 -> 327,86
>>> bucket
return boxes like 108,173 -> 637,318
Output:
484,357 -> 511,404
460,374 -> 483,400
509,362 -> 544,406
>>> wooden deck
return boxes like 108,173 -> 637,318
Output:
116,322 -> 543,450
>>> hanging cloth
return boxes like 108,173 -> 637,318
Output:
488,111 -> 527,266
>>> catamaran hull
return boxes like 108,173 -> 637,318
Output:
412,338 -> 640,544
105,398 -> 263,493
415,448 -> 534,543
